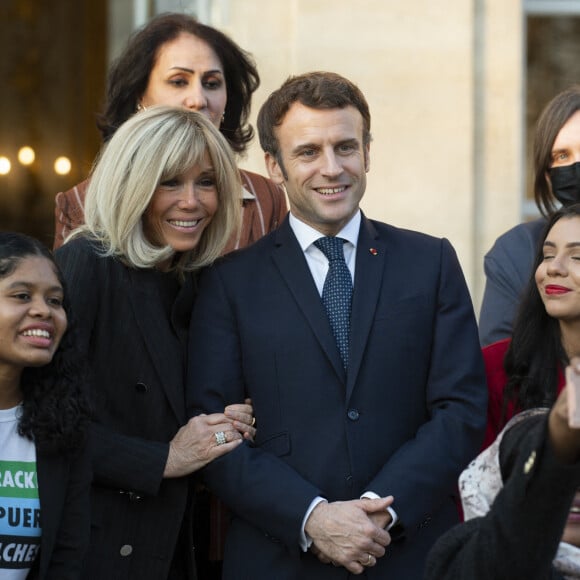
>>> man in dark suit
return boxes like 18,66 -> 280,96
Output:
188,71 -> 487,578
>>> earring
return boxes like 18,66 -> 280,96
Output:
136,103 -> 146,112
220,110 -> 226,125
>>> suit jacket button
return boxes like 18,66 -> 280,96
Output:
120,544 -> 133,557
347,409 -> 360,421
135,382 -> 149,393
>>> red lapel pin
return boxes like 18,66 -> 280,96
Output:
369,248 -> 378,256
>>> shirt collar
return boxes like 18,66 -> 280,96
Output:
242,185 -> 255,200
289,210 -> 361,252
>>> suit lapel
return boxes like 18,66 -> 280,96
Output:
271,220 -> 346,381
346,215 -> 387,400
126,267 -> 186,423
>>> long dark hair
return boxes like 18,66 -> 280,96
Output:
0,232 -> 90,452
502,205 -> 580,414
97,12 -> 259,154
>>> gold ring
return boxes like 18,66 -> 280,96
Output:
251,417 -> 256,426
364,553 -> 372,566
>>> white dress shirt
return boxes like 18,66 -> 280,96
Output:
288,211 -> 359,296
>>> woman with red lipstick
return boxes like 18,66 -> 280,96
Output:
482,204 -> 580,449
0,232 -> 90,579
426,362 -> 580,579
54,107 -> 255,580
426,206 -> 580,578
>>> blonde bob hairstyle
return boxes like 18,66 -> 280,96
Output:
75,106 -> 241,273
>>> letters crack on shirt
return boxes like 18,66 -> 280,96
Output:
0,406 -> 41,579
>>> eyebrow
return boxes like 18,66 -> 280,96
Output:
291,143 -> 318,155
168,66 -> 223,75
543,241 -> 580,248
7,281 -> 63,293
291,138 -> 360,155
198,168 -> 216,177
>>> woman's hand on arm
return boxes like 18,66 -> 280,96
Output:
164,413 -> 243,478
225,398 -> 256,441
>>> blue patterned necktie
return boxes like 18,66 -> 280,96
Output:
314,236 -> 353,369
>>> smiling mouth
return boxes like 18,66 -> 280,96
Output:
169,219 -> 201,228
317,186 -> 347,195
21,329 -> 51,339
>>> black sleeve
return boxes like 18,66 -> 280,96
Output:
424,414 -> 579,580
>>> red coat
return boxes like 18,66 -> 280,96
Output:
482,337 -> 565,450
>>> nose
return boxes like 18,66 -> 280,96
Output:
177,183 -> 200,210
183,81 -> 207,111
29,296 -> 51,318
547,255 -> 567,277
321,150 -> 342,178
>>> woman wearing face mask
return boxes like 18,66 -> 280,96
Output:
53,12 -> 287,252
483,203 -> 580,451
479,85 -> 580,346
0,232 -> 90,579
55,107 -> 255,580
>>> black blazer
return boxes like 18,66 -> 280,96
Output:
55,237 -> 196,580
425,414 -> 580,580
27,442 -> 91,579
188,215 -> 487,579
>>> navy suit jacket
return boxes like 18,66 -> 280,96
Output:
188,214 -> 487,579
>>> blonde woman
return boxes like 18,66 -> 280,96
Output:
55,106 -> 255,580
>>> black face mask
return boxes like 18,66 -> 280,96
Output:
549,161 -> 580,206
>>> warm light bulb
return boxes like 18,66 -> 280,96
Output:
0,157 -> 11,175
54,156 -> 71,176
18,146 -> 35,165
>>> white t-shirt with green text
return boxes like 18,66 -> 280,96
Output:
0,406 -> 41,579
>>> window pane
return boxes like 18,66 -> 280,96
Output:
526,16 -> 580,207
